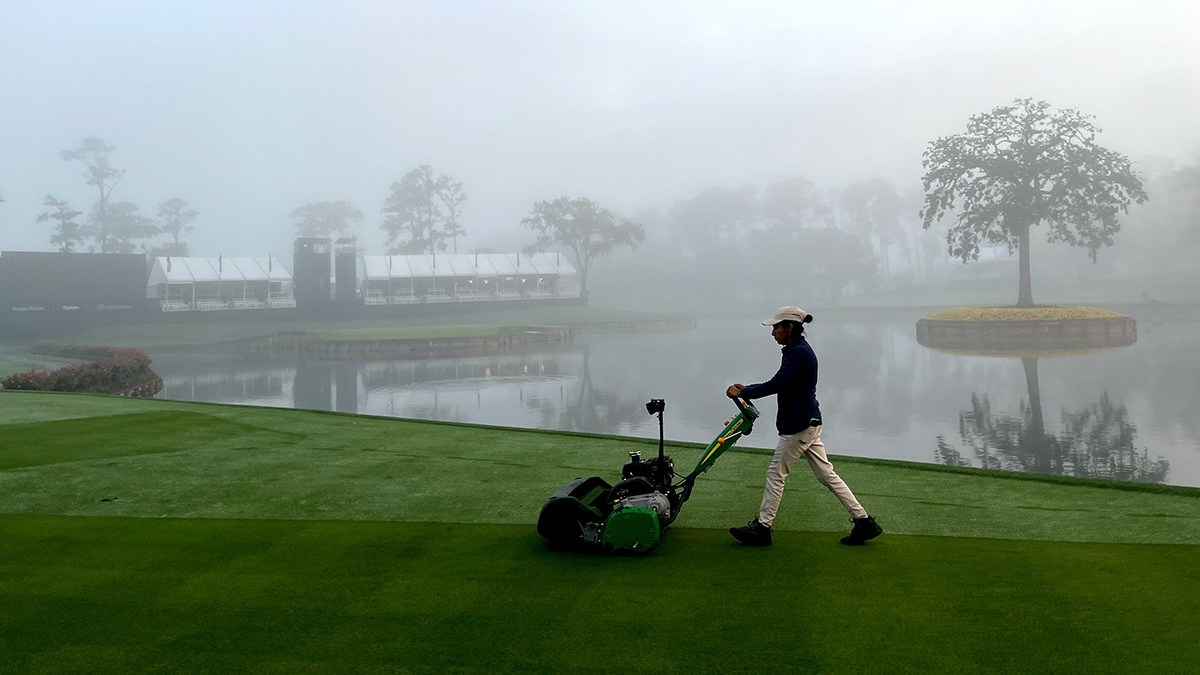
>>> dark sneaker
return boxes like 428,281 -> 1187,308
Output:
730,519 -> 773,546
840,516 -> 882,545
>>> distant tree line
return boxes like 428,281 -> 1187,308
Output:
589,174 -> 932,306
37,138 -> 199,255
29,99 -> 1200,305
594,99 -> 1200,308
28,143 -> 646,301
289,165 -> 645,300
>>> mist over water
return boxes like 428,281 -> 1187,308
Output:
150,313 -> 1200,487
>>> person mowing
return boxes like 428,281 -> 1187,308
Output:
726,306 -> 882,547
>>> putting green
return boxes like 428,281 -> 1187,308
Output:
1,391 -> 1199,673
0,358 -> 35,377
46,304 -> 667,348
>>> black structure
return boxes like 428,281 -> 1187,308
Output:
293,238 -> 331,310
0,251 -> 148,309
0,251 -> 154,338
335,238 -> 358,304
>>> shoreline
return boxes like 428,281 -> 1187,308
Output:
217,318 -> 697,358
4,388 -> 1197,495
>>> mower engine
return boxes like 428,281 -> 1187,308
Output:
537,396 -> 759,554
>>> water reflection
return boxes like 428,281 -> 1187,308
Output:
158,356 -> 288,404
934,356 -> 1169,483
148,316 -> 1200,487
523,343 -> 646,434
334,351 -> 581,422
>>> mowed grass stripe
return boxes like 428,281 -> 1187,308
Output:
1,515 -> 1197,675
0,411 -> 302,470
2,391 -> 1199,544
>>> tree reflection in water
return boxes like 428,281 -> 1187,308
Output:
523,343 -> 647,435
936,357 -> 1169,483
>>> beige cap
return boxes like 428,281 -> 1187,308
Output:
763,306 -> 809,326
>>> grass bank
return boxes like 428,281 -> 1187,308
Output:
41,305 -> 670,349
2,391 -> 1199,673
923,306 -> 1128,321
312,324 -> 560,341
0,358 -> 33,377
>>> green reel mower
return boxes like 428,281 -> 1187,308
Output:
537,397 -> 760,554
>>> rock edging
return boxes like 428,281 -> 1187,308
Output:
112,376 -> 165,398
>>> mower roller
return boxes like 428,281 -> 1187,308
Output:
537,397 -> 760,554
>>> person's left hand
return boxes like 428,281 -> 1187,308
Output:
726,384 -> 744,398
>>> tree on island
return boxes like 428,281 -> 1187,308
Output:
380,166 -> 468,255
920,99 -> 1147,306
521,197 -> 645,301
153,197 -> 199,256
37,195 -> 85,252
290,201 -> 364,240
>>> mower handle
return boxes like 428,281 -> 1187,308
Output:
732,397 -> 760,419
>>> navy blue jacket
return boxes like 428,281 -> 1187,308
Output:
738,337 -> 822,435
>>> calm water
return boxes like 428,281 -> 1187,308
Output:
150,313 -> 1200,487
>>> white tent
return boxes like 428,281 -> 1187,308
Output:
357,252 -> 578,304
146,256 -> 293,311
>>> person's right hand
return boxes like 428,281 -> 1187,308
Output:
726,384 -> 744,398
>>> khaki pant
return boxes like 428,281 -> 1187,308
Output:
758,425 -> 868,527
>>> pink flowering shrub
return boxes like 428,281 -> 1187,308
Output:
2,345 -> 155,393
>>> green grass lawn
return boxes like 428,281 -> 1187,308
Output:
40,305 -> 669,349
313,324 -> 561,341
0,358 -> 35,377
2,391 -> 1199,674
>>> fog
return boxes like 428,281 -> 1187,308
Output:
2,0 -> 1197,282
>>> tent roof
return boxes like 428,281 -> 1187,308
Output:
484,254 -> 518,276
183,258 -> 220,282
532,252 -> 577,275
406,255 -> 436,277
442,254 -> 476,277
326,252 -> 577,281
148,256 -> 291,285
472,254 -> 500,277
362,255 -> 391,280
265,255 -> 291,281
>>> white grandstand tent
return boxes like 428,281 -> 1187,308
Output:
146,256 -> 294,311
360,252 -> 578,305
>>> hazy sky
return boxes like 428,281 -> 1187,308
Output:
1,0 -> 1197,258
